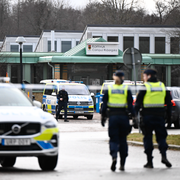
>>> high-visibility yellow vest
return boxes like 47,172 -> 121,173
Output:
143,82 -> 166,108
107,84 -> 128,108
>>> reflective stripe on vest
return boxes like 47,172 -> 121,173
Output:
143,82 -> 166,108
107,84 -> 128,108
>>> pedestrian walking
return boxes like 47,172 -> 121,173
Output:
101,70 -> 135,172
56,86 -> 69,122
135,68 -> 172,168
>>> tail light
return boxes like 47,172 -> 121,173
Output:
132,99 -> 136,106
171,100 -> 176,106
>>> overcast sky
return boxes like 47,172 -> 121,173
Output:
66,0 -> 156,13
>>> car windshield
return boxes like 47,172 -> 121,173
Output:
58,84 -> 90,95
0,86 -> 32,106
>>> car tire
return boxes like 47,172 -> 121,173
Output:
38,155 -> 58,171
43,104 -> 46,111
73,115 -> 78,119
1,157 -> 16,167
87,115 -> 93,120
174,117 -> 180,129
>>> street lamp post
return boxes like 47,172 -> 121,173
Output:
16,36 -> 26,84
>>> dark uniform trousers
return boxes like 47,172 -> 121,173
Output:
108,115 -> 130,164
56,101 -> 67,119
143,115 -> 168,158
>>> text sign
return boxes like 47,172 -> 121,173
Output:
86,42 -> 119,55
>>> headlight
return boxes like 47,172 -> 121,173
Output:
44,121 -> 57,128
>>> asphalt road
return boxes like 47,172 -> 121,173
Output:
0,113 -> 180,180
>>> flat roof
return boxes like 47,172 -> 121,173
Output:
43,30 -> 83,33
86,24 -> 180,28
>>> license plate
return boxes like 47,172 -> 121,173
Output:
3,139 -> 31,146
75,111 -> 84,113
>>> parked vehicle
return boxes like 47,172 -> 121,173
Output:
0,82 -> 59,170
42,81 -> 94,119
167,87 -> 180,128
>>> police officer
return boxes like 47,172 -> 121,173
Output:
135,68 -> 172,168
56,86 -> 69,122
101,70 -> 135,172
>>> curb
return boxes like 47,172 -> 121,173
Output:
128,141 -> 180,150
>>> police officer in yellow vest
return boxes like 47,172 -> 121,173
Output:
135,68 -> 172,168
101,70 -> 135,172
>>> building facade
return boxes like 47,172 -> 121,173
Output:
0,25 -> 180,88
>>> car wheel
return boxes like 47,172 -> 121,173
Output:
73,115 -> 78,119
38,155 -> 58,171
87,115 -> 93,120
43,104 -> 46,111
1,157 -> 16,167
174,117 -> 180,129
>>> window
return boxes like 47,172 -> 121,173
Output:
23,45 -> 33,52
155,37 -> 165,54
31,64 -> 43,83
107,36 -> 118,42
171,37 -> 180,54
11,65 -> 20,83
139,37 -> 150,53
48,41 -> 57,52
61,41 -> 71,53
93,36 -> 102,38
0,64 -> 7,76
171,65 -> 180,86
10,45 -> 19,52
44,85 -> 57,95
76,41 -> 79,45
123,37 -> 134,51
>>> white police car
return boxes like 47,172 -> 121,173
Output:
42,81 -> 94,119
0,82 -> 59,170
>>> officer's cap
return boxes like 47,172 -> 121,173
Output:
143,68 -> 157,75
113,70 -> 124,78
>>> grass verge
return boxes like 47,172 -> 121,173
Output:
127,133 -> 180,146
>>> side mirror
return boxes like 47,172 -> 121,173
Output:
51,92 -> 56,96
90,92 -> 95,96
33,100 -> 42,108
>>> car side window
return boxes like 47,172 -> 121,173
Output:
44,85 -> 53,95
171,89 -> 180,99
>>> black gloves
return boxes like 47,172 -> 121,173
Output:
132,116 -> 138,129
101,115 -> 107,127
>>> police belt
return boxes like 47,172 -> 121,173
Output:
142,110 -> 165,117
108,111 -> 128,116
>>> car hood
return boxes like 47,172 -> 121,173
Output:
68,95 -> 92,102
0,106 -> 55,122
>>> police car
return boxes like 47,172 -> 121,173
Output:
99,80 -> 143,113
0,80 -> 59,170
42,80 -> 94,119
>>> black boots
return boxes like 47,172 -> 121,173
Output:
144,156 -> 153,168
119,158 -> 125,171
111,158 -> 125,171
111,158 -> 117,172
144,155 -> 172,168
161,156 -> 172,168
144,162 -> 154,168
64,119 -> 69,122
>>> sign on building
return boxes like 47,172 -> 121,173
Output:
86,42 -> 119,55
